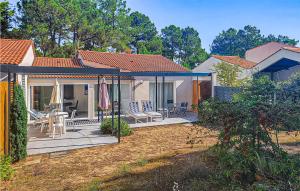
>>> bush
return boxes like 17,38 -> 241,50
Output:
0,155 -> 14,181
195,75 -> 300,190
100,118 -> 132,137
117,163 -> 131,175
10,84 -> 28,162
136,158 -> 148,167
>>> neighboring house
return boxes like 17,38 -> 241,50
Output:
193,55 -> 255,86
193,42 -> 300,90
0,39 -> 195,119
245,42 -> 295,63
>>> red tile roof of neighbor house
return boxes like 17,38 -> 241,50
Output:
212,55 -> 257,69
283,46 -> 300,53
78,50 -> 189,72
0,39 -> 33,64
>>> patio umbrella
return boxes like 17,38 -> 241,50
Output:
49,79 -> 62,109
99,78 -> 110,111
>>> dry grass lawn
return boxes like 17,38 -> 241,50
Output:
2,124 -> 218,191
1,124 -> 299,191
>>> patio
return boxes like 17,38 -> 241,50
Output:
1,64 -> 208,157
27,124 -> 117,155
27,112 -> 198,155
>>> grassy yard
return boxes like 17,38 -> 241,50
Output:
2,124 -> 218,191
2,124 -> 299,191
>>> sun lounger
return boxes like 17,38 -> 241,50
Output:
128,101 -> 148,123
28,109 -> 49,132
141,100 -> 162,122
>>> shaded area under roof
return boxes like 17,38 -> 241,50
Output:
260,58 -> 300,73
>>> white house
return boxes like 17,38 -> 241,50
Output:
0,39 -> 197,120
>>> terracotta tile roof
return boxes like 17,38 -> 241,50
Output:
212,55 -> 257,69
0,39 -> 33,64
78,50 -> 189,72
31,57 -> 132,79
283,46 -> 300,53
33,57 -> 83,68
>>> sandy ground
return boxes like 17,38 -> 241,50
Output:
2,124 -> 218,191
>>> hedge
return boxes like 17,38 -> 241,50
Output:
10,84 -> 28,162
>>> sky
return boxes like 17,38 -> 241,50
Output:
126,0 -> 300,51
8,0 -> 300,52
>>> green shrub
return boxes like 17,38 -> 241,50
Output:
10,84 -> 28,162
87,179 -> 102,191
196,75 -> 300,189
117,163 -> 131,175
100,118 -> 132,137
0,155 -> 14,181
136,158 -> 148,167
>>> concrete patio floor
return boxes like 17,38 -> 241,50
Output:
27,112 -> 198,155
27,124 -> 118,155
128,112 -> 198,128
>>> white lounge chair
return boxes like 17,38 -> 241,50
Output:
128,101 -> 148,123
141,100 -> 162,122
28,109 -> 49,132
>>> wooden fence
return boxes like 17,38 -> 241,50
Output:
192,80 -> 212,111
0,82 -> 8,155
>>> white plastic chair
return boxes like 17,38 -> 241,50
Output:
68,110 -> 77,131
49,112 -> 65,139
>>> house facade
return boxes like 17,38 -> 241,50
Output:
193,42 -> 300,94
0,39 -> 195,120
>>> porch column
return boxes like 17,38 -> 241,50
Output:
162,76 -> 165,120
155,76 -> 158,111
117,75 -> 121,143
88,83 -> 95,119
211,73 -> 217,97
111,76 -> 114,134
197,76 -> 199,104
27,85 -> 31,122
60,84 -> 64,111
97,76 -> 100,122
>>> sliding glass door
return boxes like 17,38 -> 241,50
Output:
31,86 -> 53,111
149,82 -> 173,109
94,84 -> 131,114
